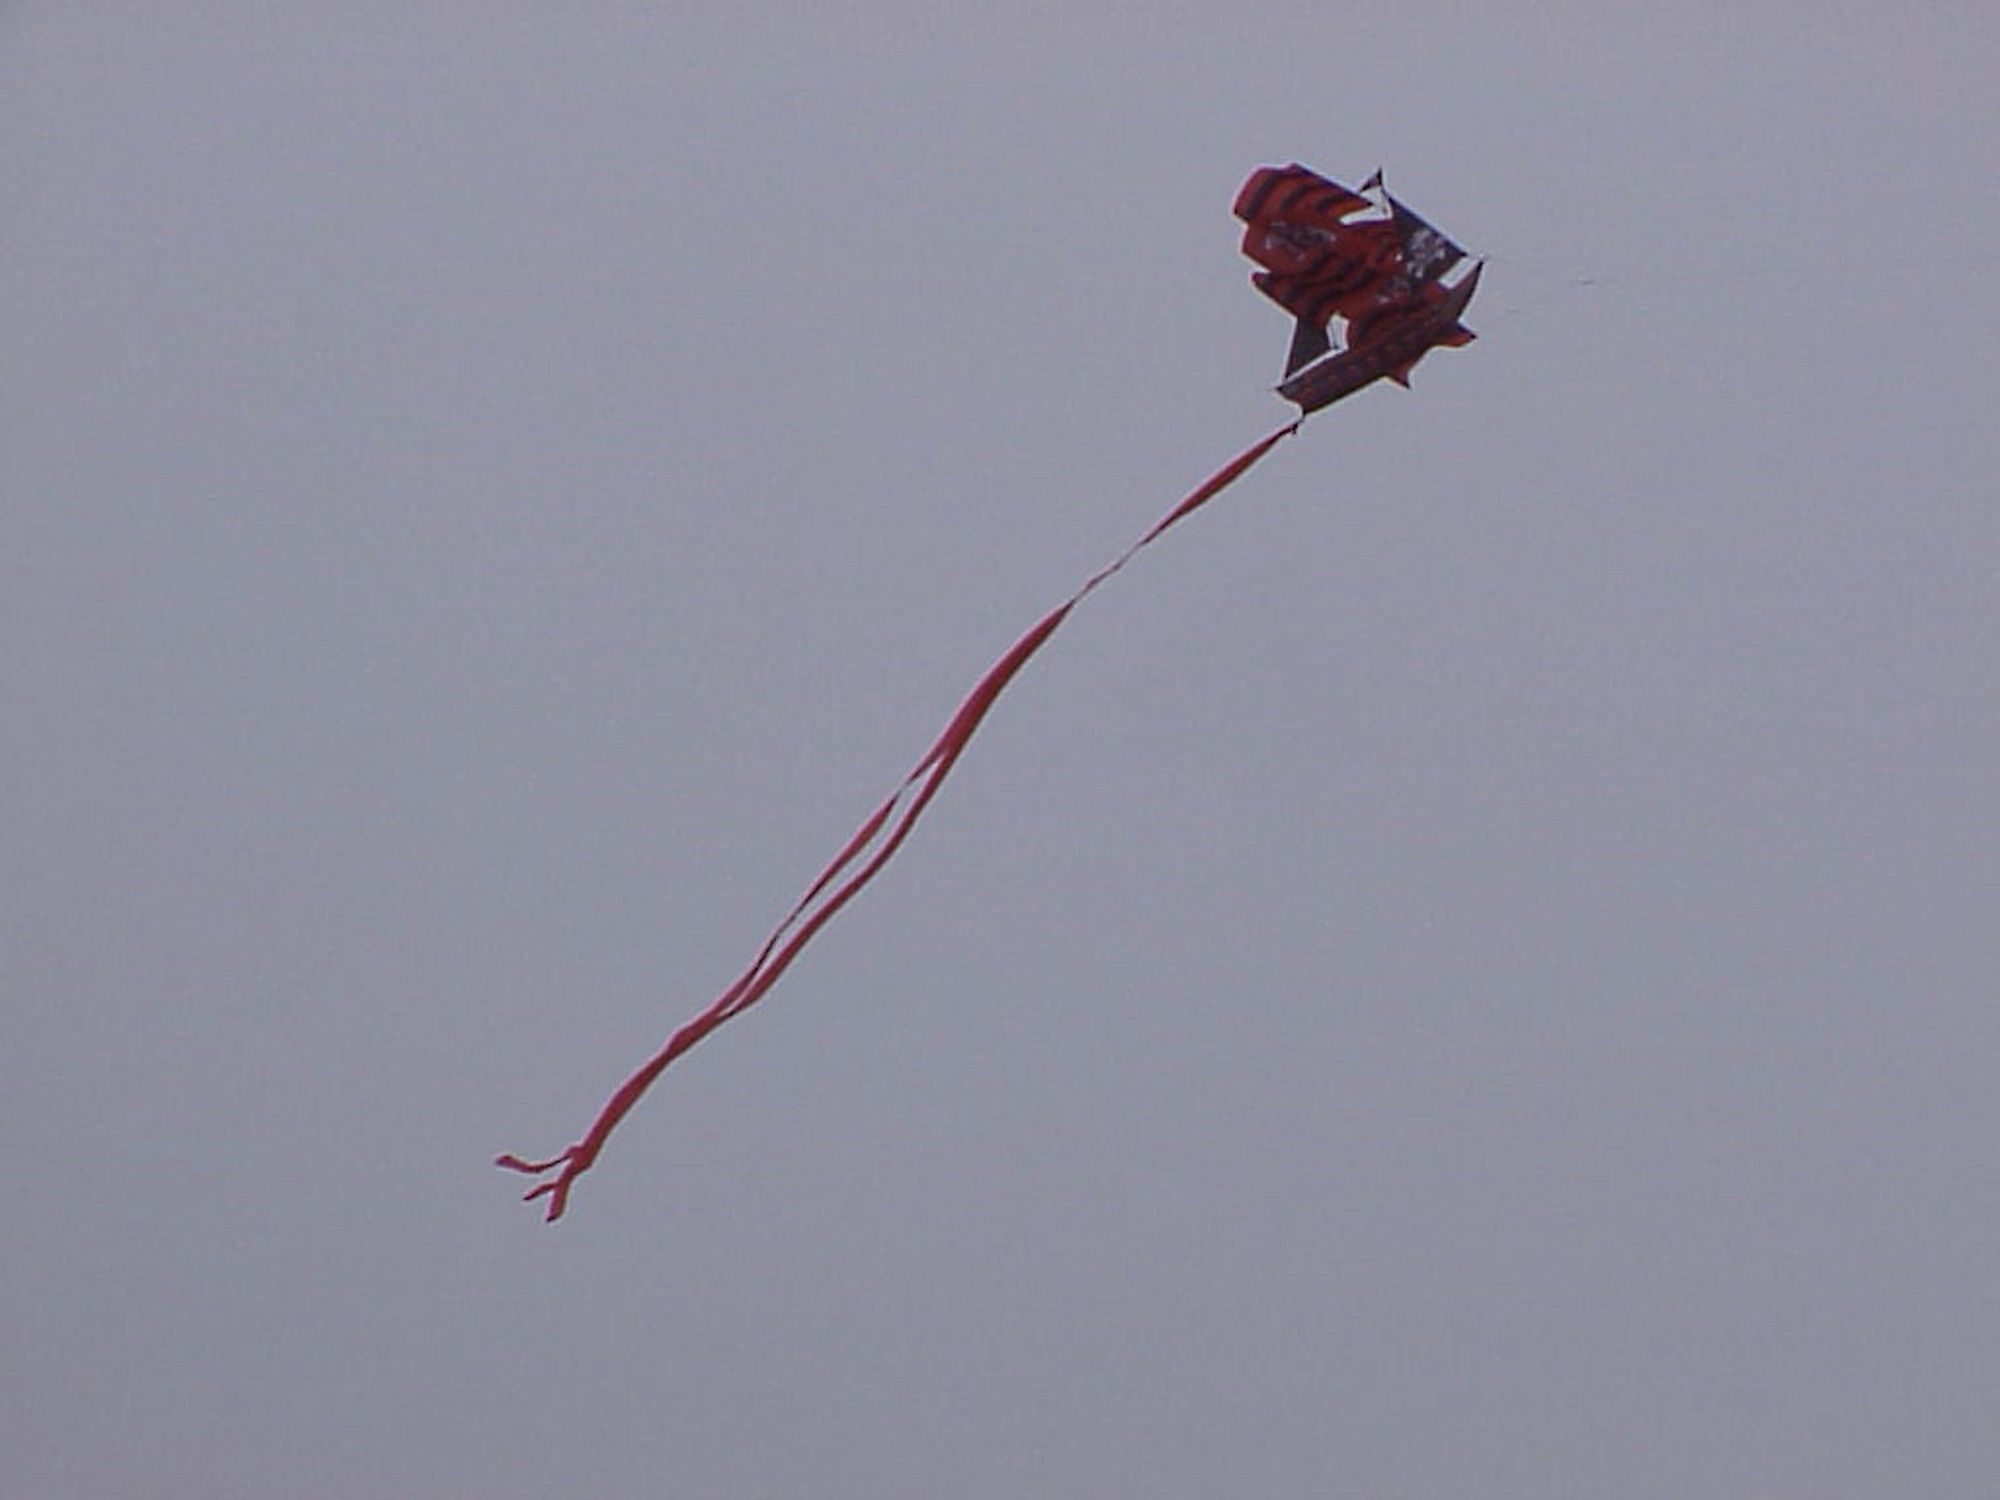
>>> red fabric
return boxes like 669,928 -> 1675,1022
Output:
1235,163 -> 1403,331
498,420 -> 1300,1220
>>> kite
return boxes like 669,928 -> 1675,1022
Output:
1233,162 -> 1482,409
499,164 -> 1480,1221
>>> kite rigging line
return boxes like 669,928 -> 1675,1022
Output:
497,419 -> 1300,1221
501,163 -> 1479,1221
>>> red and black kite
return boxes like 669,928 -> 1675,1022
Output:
499,166 -> 1479,1220
1235,162 -> 1481,411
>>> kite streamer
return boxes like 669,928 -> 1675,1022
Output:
498,421 -> 1297,1220
500,164 -> 1478,1220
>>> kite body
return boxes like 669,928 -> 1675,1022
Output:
1233,163 -> 1480,413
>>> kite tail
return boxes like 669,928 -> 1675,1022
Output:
497,418 -> 1300,1220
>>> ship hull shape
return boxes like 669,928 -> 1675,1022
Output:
1276,261 -> 1481,414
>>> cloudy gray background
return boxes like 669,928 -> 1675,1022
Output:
6,5 -> 1995,1496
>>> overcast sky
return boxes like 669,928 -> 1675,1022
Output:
6,5 -> 1996,1497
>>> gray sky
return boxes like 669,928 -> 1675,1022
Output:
6,5 -> 1996,1496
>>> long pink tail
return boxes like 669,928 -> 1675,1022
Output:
498,420 -> 1301,1221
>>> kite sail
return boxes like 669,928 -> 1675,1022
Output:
499,165 -> 1478,1221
